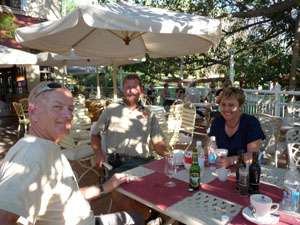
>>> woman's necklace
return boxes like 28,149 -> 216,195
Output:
226,114 -> 242,129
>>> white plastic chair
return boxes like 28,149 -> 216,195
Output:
176,102 -> 197,150
59,132 -> 100,183
286,128 -> 300,168
254,113 -> 284,167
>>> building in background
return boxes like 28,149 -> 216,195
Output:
0,0 -> 64,107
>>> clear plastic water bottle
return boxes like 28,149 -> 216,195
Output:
196,141 -> 205,177
208,136 -> 217,169
282,163 -> 300,212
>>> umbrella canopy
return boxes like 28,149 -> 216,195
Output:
37,51 -> 146,67
37,51 -> 146,98
15,2 -> 221,59
0,45 -> 37,68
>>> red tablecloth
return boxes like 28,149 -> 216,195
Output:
200,175 -> 283,206
120,171 -> 195,211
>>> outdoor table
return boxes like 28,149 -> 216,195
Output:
117,159 -> 300,224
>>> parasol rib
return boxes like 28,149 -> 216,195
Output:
72,28 -> 97,48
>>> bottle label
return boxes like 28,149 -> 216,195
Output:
209,153 -> 216,163
190,173 -> 200,187
283,186 -> 300,204
198,158 -> 204,168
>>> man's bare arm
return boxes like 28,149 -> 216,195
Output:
153,141 -> 169,157
90,134 -> 107,167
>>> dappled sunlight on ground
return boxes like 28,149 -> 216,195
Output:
0,116 -> 19,164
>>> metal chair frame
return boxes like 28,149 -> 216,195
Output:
12,102 -> 30,137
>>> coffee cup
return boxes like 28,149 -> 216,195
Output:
216,148 -> 228,157
216,168 -> 231,181
250,194 -> 279,219
173,149 -> 184,165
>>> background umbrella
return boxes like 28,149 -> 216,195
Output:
37,51 -> 145,98
0,45 -> 37,68
15,1 -> 221,99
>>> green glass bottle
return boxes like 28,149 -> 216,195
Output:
235,149 -> 246,191
189,148 -> 200,190
249,152 -> 261,194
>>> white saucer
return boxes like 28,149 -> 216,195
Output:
242,206 -> 280,225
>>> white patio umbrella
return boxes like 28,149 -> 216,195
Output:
37,51 -> 145,98
0,45 -> 37,68
15,1 -> 221,99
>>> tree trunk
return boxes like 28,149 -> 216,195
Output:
288,8 -> 300,102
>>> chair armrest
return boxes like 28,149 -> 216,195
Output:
77,140 -> 90,146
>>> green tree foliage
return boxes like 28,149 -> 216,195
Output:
62,0 -> 300,90
0,14 -> 19,40
125,0 -> 299,90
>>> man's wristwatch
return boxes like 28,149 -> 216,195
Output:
99,183 -> 105,195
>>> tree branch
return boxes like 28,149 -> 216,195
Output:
218,0 -> 298,18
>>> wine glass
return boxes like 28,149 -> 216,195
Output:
164,154 -> 176,187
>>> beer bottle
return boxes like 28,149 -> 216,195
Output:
189,148 -> 200,190
249,152 -> 261,194
235,149 -> 246,191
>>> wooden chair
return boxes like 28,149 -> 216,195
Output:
254,113 -> 284,167
176,101 -> 197,150
12,102 -> 30,137
59,132 -> 100,183
19,98 -> 29,113
286,128 -> 300,168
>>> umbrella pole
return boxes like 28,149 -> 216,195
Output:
96,66 -> 101,98
113,60 -> 117,101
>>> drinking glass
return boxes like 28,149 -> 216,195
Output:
164,154 -> 176,187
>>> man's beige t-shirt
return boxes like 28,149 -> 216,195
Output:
91,102 -> 164,158
0,135 -> 95,225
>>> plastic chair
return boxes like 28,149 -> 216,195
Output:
59,132 -> 100,183
257,98 -> 277,115
176,102 -> 197,150
12,102 -> 30,137
254,113 -> 284,167
286,128 -> 300,168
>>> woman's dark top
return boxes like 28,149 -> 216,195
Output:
208,114 -> 265,157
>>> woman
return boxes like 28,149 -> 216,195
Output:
161,83 -> 171,106
205,87 -> 265,168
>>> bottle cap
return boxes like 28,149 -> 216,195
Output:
196,141 -> 202,146
210,136 -> 216,141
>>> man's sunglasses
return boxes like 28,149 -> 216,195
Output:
36,82 -> 62,97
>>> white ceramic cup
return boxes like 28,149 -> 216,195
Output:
216,168 -> 231,181
216,148 -> 228,157
250,194 -> 279,219
173,149 -> 184,165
